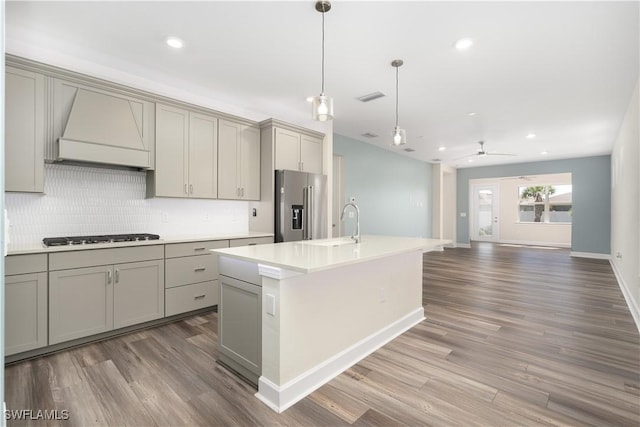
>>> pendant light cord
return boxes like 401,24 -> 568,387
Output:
395,65 -> 399,127
321,10 -> 325,94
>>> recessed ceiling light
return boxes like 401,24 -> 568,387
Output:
455,38 -> 474,51
467,112 -> 477,117
468,159 -> 473,163
526,133 -> 537,139
438,146 -> 446,151
165,36 -> 184,49
541,150 -> 548,155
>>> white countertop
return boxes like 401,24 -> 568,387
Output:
7,231 -> 274,255
212,235 -> 450,274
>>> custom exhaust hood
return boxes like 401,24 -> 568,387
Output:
58,88 -> 152,169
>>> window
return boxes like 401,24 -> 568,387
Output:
518,185 -> 572,223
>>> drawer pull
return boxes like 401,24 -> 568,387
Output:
194,267 -> 206,272
193,247 -> 206,251
194,294 -> 206,300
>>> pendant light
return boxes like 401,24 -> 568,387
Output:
391,59 -> 406,146
312,1 -> 334,121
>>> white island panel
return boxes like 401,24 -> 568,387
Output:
258,250 -> 424,412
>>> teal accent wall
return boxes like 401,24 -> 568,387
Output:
334,134 -> 432,238
457,155 -> 611,254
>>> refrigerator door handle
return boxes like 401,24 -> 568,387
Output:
308,185 -> 314,240
302,186 -> 308,240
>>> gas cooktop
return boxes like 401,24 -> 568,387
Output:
43,233 -> 160,247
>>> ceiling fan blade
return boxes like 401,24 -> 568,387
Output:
486,152 -> 516,156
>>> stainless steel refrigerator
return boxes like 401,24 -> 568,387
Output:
275,169 -> 328,242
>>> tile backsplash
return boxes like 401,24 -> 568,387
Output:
5,163 -> 249,249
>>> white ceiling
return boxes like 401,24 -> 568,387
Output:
5,1 -> 639,168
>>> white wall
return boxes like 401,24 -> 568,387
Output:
469,173 -> 572,247
611,79 -> 640,329
5,163 -> 249,249
432,163 -> 456,245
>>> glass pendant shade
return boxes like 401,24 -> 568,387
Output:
312,93 -> 334,122
392,126 -> 406,146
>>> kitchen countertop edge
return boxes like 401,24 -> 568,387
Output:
213,236 -> 451,274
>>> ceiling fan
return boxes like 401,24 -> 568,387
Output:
457,141 -> 516,160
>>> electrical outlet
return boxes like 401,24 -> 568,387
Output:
460,212 -> 467,217
204,213 -> 210,221
161,212 -> 169,223
252,208 -> 257,217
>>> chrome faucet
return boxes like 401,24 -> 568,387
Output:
340,202 -> 360,243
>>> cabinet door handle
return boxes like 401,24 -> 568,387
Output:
115,269 -> 120,283
194,294 -> 206,300
184,183 -> 188,194
241,188 -> 245,197
300,161 -> 304,171
193,247 -> 206,252
106,270 -> 112,284
190,184 -> 193,194
194,267 -> 206,272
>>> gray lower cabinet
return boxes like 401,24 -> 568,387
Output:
164,239 -> 229,316
5,253 -> 49,356
49,246 -> 165,345
113,260 -> 165,329
49,266 -> 115,345
218,257 -> 262,385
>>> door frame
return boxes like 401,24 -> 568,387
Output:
470,183 -> 500,242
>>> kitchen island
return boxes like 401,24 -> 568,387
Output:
212,235 -> 449,413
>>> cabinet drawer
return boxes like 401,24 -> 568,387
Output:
49,245 -> 164,271
166,280 -> 218,316
229,236 -> 274,248
165,254 -> 217,288
165,240 -> 229,258
5,254 -> 47,275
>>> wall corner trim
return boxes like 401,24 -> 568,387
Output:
610,260 -> 640,334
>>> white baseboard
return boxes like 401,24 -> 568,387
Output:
570,251 -> 611,260
454,243 -> 471,249
255,307 -> 425,413
610,260 -> 640,334
499,239 -> 571,248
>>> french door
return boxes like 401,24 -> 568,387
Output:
471,184 -> 499,242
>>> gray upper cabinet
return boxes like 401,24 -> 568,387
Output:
274,126 -> 323,174
51,78 -> 155,169
151,104 -> 218,199
218,120 -> 260,200
5,66 -> 45,193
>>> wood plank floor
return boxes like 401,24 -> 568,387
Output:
6,243 -> 640,426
